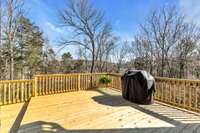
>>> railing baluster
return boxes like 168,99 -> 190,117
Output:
4,83 -> 7,104
183,81 -> 186,108
25,81 -> 27,101
17,82 -> 19,102
179,81 -> 181,105
55,76 -> 57,93
49,76 -> 51,94
61,76 -> 63,92
13,82 -> 16,103
45,77 -> 48,95
28,82 -> 31,98
57,76 -> 60,93
78,74 -> 80,91
83,75 -> 85,90
174,81 -> 176,104
51,76 -> 53,94
74,76 -> 76,91
69,75 -> 71,91
53,76 -> 55,93
0,83 -> 1,104
66,75 -> 68,92
60,76 -> 62,92
189,84 -> 191,109
8,82 -> 11,104
195,83 -> 197,110
43,77 -> 45,95
84,75 -> 86,90
71,75 -> 73,91
21,82 -> 23,102
71,76 -> 74,91
39,77 -> 42,95
63,76 -> 65,92
54,76 -> 56,93
59,76 -> 60,92
65,76 -> 67,92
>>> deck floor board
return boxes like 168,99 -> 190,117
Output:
2,88 -> 200,133
1,103 -> 25,133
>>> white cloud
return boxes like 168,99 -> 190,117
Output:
179,0 -> 200,24
46,22 -> 64,34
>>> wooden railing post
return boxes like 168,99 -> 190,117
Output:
78,74 -> 80,91
34,76 -> 38,97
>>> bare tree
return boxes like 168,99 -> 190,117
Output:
131,5 -> 200,79
138,6 -> 187,77
96,24 -> 118,72
112,41 -> 129,72
77,46 -> 90,72
59,0 -> 115,73
175,24 -> 200,78
4,0 -> 24,79
130,36 -> 154,73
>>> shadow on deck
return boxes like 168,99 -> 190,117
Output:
7,88 -> 200,133
17,121 -> 200,133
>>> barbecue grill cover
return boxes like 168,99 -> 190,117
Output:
121,70 -> 155,104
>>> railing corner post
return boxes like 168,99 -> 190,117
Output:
34,76 -> 38,97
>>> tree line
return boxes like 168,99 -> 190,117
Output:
130,6 -> 200,79
0,0 -> 200,80
0,0 -> 83,80
59,0 -> 200,79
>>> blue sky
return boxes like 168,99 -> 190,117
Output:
24,0 -> 200,57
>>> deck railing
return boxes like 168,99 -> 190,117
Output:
0,73 -> 200,113
34,73 -> 106,96
155,77 -> 200,112
108,73 -> 122,90
0,80 -> 34,105
0,73 -> 106,105
108,74 -> 200,113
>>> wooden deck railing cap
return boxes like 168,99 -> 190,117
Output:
155,77 -> 200,83
35,73 -> 108,77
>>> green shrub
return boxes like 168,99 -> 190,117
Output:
99,75 -> 111,85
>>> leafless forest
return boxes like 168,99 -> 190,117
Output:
0,0 -> 200,80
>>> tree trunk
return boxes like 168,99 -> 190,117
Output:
5,58 -> 8,80
150,60 -> 153,75
9,41 -> 14,80
90,42 -> 95,73
8,0 -> 14,80
90,55 -> 95,73
179,63 -> 184,78
161,50 -> 165,77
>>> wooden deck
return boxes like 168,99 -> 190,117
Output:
2,88 -> 200,133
